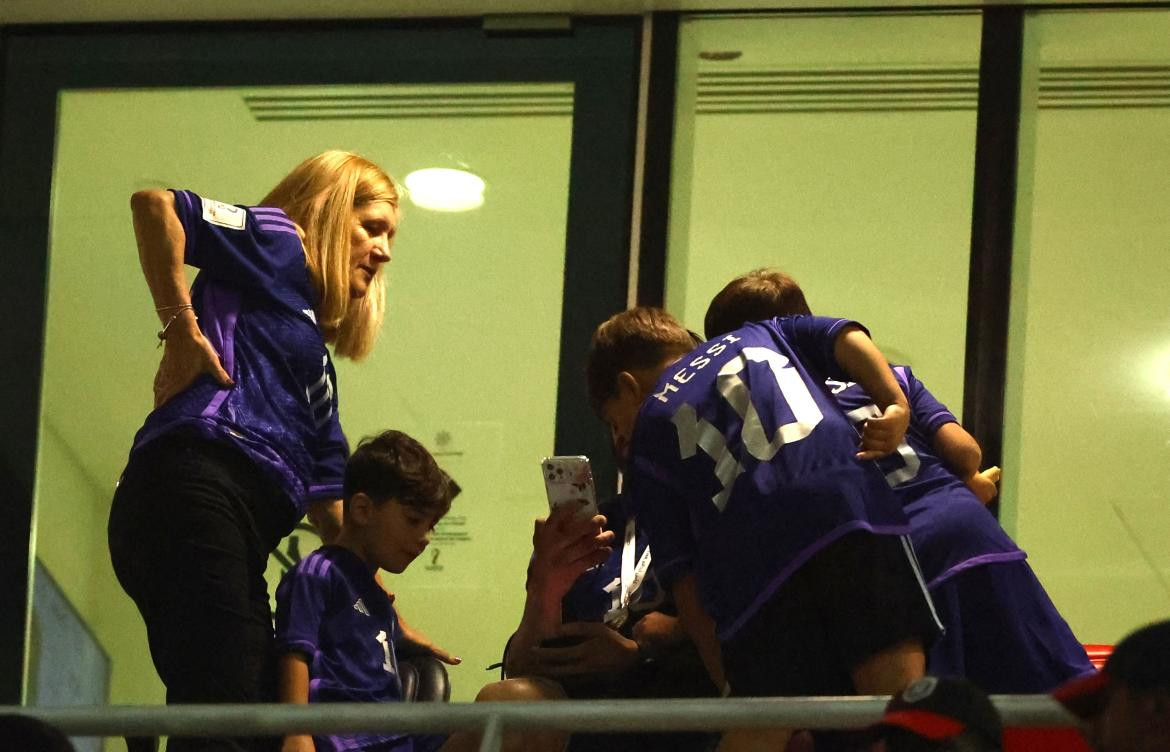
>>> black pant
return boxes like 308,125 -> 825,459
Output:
108,433 -> 295,752
722,530 -> 940,697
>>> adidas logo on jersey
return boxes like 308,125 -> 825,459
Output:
353,598 -> 370,616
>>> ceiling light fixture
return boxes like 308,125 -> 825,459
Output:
404,167 -> 485,212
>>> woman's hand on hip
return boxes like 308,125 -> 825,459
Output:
153,319 -> 234,408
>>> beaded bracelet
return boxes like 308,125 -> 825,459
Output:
157,304 -> 196,348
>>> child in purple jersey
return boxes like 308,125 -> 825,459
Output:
587,307 -> 941,752
109,151 -> 400,752
276,430 -> 453,752
704,267 -> 1095,694
502,495 -> 720,752
277,432 -> 566,752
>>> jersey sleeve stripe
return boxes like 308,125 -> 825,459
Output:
926,551 -> 1028,590
254,215 -> 297,229
258,224 -> 302,237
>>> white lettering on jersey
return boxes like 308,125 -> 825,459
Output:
201,198 -> 246,230
670,345 -> 823,512
306,355 -> 334,429
719,348 -> 823,460
844,403 -> 921,486
353,598 -> 370,616
375,630 -> 394,672
302,308 -> 317,324
653,334 -> 742,405
672,403 -> 743,512
826,379 -> 855,395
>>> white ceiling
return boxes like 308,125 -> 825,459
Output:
0,0 -> 1160,24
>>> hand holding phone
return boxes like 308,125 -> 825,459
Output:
541,455 -> 599,518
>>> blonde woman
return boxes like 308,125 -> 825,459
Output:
108,151 -> 397,752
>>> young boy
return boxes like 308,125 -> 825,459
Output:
704,268 -> 1094,694
275,429 -> 453,752
587,306 -> 941,751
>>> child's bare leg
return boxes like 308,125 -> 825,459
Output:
715,640 -> 924,752
440,678 -> 567,752
850,638 -> 925,695
717,728 -> 793,752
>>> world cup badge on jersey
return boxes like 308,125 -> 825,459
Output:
201,197 -> 246,230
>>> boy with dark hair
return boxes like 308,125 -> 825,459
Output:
275,429 -> 453,752
587,306 -> 941,751
704,267 -> 1094,694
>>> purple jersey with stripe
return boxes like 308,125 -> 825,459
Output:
276,546 -> 416,752
128,190 -> 347,521
562,495 -> 666,630
626,316 -> 910,640
829,366 -> 1025,589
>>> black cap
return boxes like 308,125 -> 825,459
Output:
871,676 -> 1003,748
1055,619 -> 1170,719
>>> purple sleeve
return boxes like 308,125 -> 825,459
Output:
307,364 -> 348,504
274,557 -> 333,656
897,365 -> 957,436
775,315 -> 869,380
169,189 -> 301,289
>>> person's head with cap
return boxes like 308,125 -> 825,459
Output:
1054,619 -> 1170,752
868,676 -> 1003,752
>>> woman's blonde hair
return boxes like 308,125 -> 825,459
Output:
261,150 -> 399,361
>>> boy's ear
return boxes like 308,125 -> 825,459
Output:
348,492 -> 374,524
616,370 -> 642,404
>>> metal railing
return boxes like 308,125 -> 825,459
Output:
2,696 -> 1081,752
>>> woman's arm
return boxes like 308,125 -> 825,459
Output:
131,189 -> 233,407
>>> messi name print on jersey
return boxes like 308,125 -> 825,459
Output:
652,332 -> 825,512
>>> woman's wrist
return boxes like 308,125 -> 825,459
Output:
159,307 -> 200,342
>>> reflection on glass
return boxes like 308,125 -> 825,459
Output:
668,12 -> 981,411
1004,8 -> 1170,643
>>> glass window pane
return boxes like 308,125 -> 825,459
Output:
1004,8 -> 1170,643
37,82 -> 575,706
668,12 -> 981,410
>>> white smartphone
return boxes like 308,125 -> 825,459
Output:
541,455 -> 599,518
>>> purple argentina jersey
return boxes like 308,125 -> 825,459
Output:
562,495 -> 666,632
829,366 -> 1025,589
276,546 -> 414,752
626,316 -> 910,640
129,189 -> 347,522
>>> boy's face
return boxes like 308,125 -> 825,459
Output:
364,497 -> 440,574
599,355 -> 687,467
600,373 -> 644,468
